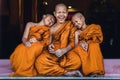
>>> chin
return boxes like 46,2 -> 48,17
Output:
58,19 -> 66,22
59,21 -> 65,24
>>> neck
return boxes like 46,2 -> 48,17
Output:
57,21 -> 66,25
38,20 -> 44,26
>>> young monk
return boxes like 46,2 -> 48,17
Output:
35,3 -> 82,76
71,12 -> 105,77
10,14 -> 55,77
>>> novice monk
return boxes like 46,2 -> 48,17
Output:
71,12 -> 105,77
35,3 -> 82,77
10,14 -> 55,77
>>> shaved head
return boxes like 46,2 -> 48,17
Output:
72,12 -> 85,23
55,3 -> 67,12
72,12 -> 86,30
54,3 -> 68,23
72,13 -> 84,19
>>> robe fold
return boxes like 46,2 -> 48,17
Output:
35,21 -> 81,76
10,26 -> 50,77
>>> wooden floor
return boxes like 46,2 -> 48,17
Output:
0,59 -> 120,78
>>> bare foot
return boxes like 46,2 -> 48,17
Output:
64,70 -> 83,77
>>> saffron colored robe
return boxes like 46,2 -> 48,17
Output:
73,24 -> 105,76
10,26 -> 50,77
35,21 -> 81,76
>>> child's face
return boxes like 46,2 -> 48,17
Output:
72,16 -> 84,29
44,16 -> 55,27
54,5 -> 68,24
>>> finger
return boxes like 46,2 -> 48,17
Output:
49,48 -> 54,51
56,54 -> 61,57
49,50 -> 54,52
26,44 -> 30,47
49,47 -> 53,50
49,51 -> 55,54
51,44 -> 55,48
84,47 -> 88,51
28,43 -> 31,47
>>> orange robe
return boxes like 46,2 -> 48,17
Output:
10,26 -> 50,77
73,24 -> 105,76
35,21 -> 81,76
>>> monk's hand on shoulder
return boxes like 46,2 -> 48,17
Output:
55,48 -> 66,58
79,41 -> 88,51
25,41 -> 31,47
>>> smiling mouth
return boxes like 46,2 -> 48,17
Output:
59,18 -> 65,21
59,18 -> 64,19
58,16 -> 65,19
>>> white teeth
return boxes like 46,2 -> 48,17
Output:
58,16 -> 64,18
59,18 -> 64,19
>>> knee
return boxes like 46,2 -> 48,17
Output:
71,55 -> 81,69
75,57 -> 81,68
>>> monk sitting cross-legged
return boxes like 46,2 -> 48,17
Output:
35,3 -> 82,77
10,14 -> 55,77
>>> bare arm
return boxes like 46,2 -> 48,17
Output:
60,45 -> 72,54
75,30 -> 82,46
49,45 -> 72,58
22,22 -> 38,44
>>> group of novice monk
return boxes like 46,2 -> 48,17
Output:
10,3 -> 105,77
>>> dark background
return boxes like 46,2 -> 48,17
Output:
0,0 -> 120,59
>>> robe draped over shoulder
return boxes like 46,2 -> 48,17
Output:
35,21 -> 81,76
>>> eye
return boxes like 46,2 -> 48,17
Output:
75,20 -> 78,23
63,12 -> 66,13
56,11 -> 61,13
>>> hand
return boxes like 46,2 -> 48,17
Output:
75,30 -> 82,36
25,41 -> 31,47
49,49 -> 65,57
54,49 -> 66,57
79,41 -> 88,51
22,37 -> 27,45
48,43 -> 55,54
29,38 -> 38,43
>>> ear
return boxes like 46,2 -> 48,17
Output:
53,11 -> 55,16
82,16 -> 85,22
43,15 -> 46,18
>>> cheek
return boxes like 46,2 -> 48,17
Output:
55,13 -> 59,17
45,21 -> 49,25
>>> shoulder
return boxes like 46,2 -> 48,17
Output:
89,24 -> 101,29
66,20 -> 72,24
65,21 -> 75,29
26,22 -> 35,25
39,26 -> 50,31
26,22 -> 37,27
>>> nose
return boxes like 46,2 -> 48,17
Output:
74,22 -> 78,26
